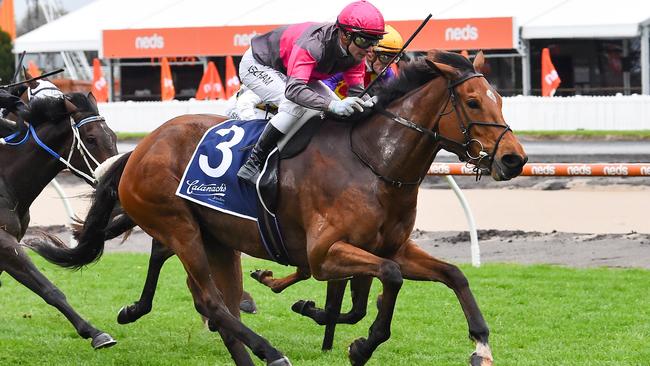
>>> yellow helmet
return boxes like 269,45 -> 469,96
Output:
375,25 -> 403,53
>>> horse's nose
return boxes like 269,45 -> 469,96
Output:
501,153 -> 527,171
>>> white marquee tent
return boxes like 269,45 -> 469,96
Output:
13,0 -> 650,94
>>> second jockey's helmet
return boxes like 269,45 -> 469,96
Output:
336,0 -> 386,38
375,25 -> 404,53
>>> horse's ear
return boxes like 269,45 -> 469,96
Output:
87,92 -> 98,106
64,98 -> 78,114
473,50 -> 486,73
23,67 -> 39,89
427,60 -> 461,80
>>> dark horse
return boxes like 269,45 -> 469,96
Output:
29,50 -> 527,365
0,86 -> 118,348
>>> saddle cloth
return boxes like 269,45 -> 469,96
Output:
176,116 -> 323,264
175,119 -> 266,220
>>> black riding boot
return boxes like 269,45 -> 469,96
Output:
237,123 -> 284,185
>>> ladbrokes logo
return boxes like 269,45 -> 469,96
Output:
135,34 -> 165,49
233,31 -> 259,47
445,25 -> 479,42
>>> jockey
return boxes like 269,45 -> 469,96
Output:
236,0 -> 386,184
0,89 -> 30,136
323,24 -> 404,98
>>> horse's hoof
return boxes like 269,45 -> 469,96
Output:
91,332 -> 117,349
116,306 -> 133,324
267,355 -> 292,366
470,352 -> 493,366
291,300 -> 315,315
240,299 -> 257,314
251,269 -> 273,282
348,338 -> 370,366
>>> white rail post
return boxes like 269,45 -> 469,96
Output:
444,175 -> 480,267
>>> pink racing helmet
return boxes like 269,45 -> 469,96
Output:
336,0 -> 387,37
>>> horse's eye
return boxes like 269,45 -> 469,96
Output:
467,99 -> 480,109
86,136 -> 97,145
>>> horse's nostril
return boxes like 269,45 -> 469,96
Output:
501,154 -> 525,169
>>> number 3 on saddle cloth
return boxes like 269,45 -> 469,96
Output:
176,118 -> 321,265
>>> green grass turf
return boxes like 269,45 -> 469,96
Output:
0,254 -> 648,365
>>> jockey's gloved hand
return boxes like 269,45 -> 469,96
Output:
328,97 -> 365,117
361,96 -> 379,109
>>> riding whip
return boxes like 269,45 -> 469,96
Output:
1,68 -> 65,89
11,51 -> 27,83
359,13 -> 432,98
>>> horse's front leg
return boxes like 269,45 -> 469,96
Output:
250,266 -> 311,293
0,230 -> 116,349
391,240 -> 493,366
309,241 -> 403,366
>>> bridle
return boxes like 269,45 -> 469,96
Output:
353,72 -> 511,186
1,107 -> 106,185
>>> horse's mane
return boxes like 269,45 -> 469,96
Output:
375,50 -> 475,107
28,93 -> 96,126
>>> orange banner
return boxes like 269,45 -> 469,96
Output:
92,58 -> 108,102
195,61 -> 225,100
224,55 -> 240,99
160,57 -> 175,101
102,17 -> 515,59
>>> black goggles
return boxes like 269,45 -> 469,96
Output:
351,33 -> 381,49
375,51 -> 399,64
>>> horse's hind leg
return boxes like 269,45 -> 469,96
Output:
0,231 -> 116,349
117,239 -> 173,324
205,242 -> 254,366
134,214 -> 289,365
251,267 -> 311,293
392,240 -> 493,366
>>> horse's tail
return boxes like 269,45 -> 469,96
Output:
27,152 -> 132,270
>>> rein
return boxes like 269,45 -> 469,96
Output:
352,72 -> 511,185
1,114 -> 105,185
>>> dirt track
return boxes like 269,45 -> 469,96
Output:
25,172 -> 650,269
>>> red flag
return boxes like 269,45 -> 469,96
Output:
225,55 -> 240,99
541,48 -> 561,97
91,58 -> 108,103
160,57 -> 175,101
27,60 -> 41,77
195,61 -> 225,100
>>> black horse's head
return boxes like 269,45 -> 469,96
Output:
27,92 -> 118,185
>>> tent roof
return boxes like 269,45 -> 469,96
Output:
14,0 -> 650,53
522,0 -> 650,39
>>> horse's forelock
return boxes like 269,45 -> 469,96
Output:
27,97 -> 70,126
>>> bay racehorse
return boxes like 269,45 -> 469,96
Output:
29,50 -> 527,365
0,85 -> 118,348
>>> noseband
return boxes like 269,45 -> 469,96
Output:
369,72 -> 511,183
1,111 -> 106,185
